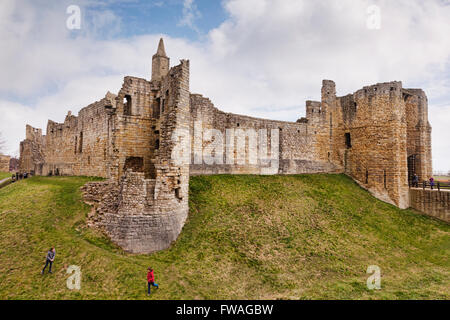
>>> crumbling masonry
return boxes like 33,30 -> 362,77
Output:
0,154 -> 11,172
19,39 -> 435,253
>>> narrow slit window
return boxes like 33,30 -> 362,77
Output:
79,132 -> 83,153
345,133 -> 352,149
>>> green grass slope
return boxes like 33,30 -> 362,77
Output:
0,175 -> 448,300
0,172 -> 11,180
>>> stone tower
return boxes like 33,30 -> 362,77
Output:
151,38 -> 170,82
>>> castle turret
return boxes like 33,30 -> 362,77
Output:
151,38 -> 170,82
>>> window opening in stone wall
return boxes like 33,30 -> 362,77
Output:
74,136 -> 77,154
88,156 -> 91,165
365,169 -> 369,184
175,187 -> 182,200
330,112 -> 333,137
123,157 -> 144,172
155,139 -> 160,150
79,132 -> 83,153
165,90 -> 169,111
124,95 -> 132,116
154,97 -> 161,119
407,155 -> 417,185
161,99 -> 165,114
345,132 -> 352,149
384,170 -> 387,189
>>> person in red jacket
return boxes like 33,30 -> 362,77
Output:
147,267 -> 159,295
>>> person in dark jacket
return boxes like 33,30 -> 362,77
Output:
147,267 -> 159,295
412,174 -> 419,187
41,247 -> 56,274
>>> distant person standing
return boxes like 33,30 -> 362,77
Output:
147,267 -> 159,295
429,177 -> 435,190
41,247 -> 56,274
412,174 -> 419,188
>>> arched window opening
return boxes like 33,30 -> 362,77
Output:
124,95 -> 132,116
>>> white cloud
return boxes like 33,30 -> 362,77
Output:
178,0 -> 201,32
0,0 -> 449,172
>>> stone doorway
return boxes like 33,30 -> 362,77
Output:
407,154 -> 417,184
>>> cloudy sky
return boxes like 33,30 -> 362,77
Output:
1,0 -> 449,172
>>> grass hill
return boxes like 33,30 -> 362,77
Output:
0,172 -> 11,180
0,174 -> 448,300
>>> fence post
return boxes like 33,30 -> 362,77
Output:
437,182 -> 440,191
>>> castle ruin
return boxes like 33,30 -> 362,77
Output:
19,39 -> 434,253
0,154 -> 11,172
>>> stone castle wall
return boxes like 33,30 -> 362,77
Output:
0,154 -> 10,172
19,125 -> 45,175
81,60 -> 192,253
9,158 -> 19,172
189,94 -> 338,176
327,81 -> 411,208
19,39 -> 438,253
410,189 -> 449,222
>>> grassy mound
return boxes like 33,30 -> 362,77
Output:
0,175 -> 448,300
0,172 -> 11,180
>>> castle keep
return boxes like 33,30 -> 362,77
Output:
19,39 -> 434,253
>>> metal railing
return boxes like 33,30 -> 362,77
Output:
409,180 -> 450,191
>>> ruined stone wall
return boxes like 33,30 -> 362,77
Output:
0,154 -> 10,172
19,94 -> 116,178
410,189 -> 450,222
404,89 -> 433,183
9,158 -> 19,172
19,125 -> 45,175
44,94 -> 116,178
86,60 -> 191,254
189,94 -> 338,175
111,77 -> 156,181
325,81 -> 410,208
